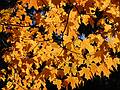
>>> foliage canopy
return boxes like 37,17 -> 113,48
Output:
0,0 -> 120,89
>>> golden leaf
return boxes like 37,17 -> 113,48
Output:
0,25 -> 2,32
67,76 -> 79,89
97,63 -> 110,77
64,66 -> 70,75
90,63 -> 97,75
29,0 -> 38,9
79,67 -> 92,80
53,79 -> 62,90
66,42 -> 72,50
105,57 -> 115,70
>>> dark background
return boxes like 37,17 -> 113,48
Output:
0,0 -> 17,10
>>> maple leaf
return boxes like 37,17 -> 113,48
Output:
64,65 -> 70,75
79,67 -> 92,80
97,63 -> 111,77
53,79 -> 62,90
67,76 -> 79,89
28,0 -> 38,9
89,63 -> 98,75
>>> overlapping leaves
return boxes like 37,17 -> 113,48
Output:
0,0 -> 120,90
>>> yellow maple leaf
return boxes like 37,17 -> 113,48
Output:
0,25 -> 2,32
64,66 -> 70,75
105,57 -> 115,70
79,67 -> 92,80
53,79 -> 62,90
97,63 -> 110,77
67,76 -> 79,89
29,0 -> 38,9
90,63 -> 97,75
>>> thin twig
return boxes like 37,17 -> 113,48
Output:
63,12 -> 70,35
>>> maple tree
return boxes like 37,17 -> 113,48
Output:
0,0 -> 120,89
